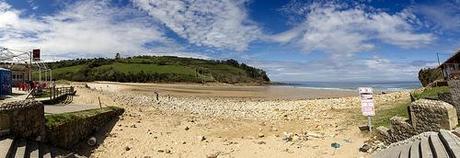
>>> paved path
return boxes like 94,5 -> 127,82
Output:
44,104 -> 100,114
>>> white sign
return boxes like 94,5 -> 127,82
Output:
359,87 -> 375,116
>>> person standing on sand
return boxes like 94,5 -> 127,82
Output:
154,91 -> 159,101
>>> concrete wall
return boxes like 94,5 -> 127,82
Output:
0,101 -> 46,140
377,99 -> 458,144
46,107 -> 124,149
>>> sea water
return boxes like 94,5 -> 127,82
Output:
278,81 -> 422,92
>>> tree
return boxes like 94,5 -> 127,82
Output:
115,53 -> 121,60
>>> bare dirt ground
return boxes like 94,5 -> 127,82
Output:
67,82 -> 409,158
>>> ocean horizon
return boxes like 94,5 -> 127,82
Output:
274,81 -> 422,92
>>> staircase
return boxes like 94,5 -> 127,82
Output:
373,129 -> 460,158
0,137 -> 53,158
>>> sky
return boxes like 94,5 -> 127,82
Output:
0,0 -> 460,82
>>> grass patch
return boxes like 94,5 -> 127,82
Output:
45,106 -> 123,128
96,63 -> 197,75
413,86 -> 449,100
372,101 -> 410,128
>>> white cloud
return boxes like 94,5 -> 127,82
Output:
0,1 -> 174,59
412,3 -> 460,32
247,56 -> 437,82
270,4 -> 434,56
132,0 -> 262,51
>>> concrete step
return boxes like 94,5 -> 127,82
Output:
409,140 -> 420,158
0,137 -> 14,158
14,139 -> 26,158
429,134 -> 449,158
399,143 -> 411,158
420,136 -> 434,158
439,129 -> 460,158
0,137 -> 62,158
384,144 -> 403,158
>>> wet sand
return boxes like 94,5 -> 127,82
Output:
92,81 -> 357,100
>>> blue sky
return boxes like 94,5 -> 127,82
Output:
1,0 -> 460,82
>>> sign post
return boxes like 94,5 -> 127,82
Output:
358,87 -> 375,132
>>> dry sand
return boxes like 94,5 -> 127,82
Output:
66,82 -> 410,158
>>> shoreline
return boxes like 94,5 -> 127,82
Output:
89,81 -> 359,100
87,81 -> 415,101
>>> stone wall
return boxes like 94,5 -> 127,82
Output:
438,92 -> 453,105
448,80 -> 460,116
377,99 -> 458,144
0,113 -> 9,136
389,117 -> 418,141
0,101 -> 46,140
46,107 -> 124,149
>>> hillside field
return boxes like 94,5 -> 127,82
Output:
39,56 -> 270,84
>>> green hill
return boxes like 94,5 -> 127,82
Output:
43,56 -> 270,84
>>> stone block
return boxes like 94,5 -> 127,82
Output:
390,116 -> 417,142
376,126 -> 391,144
409,99 -> 458,132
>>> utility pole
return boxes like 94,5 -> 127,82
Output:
437,52 -> 441,66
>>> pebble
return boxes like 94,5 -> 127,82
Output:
107,87 -> 407,121
206,152 -> 220,158
359,144 -> 371,152
199,136 -> 207,141
306,132 -> 324,139
258,133 -> 265,138
282,132 -> 293,142
125,146 -> 131,151
185,126 -> 190,131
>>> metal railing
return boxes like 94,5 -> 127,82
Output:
49,86 -> 75,100
25,86 -> 75,100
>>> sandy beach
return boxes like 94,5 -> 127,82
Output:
91,82 -> 358,100
67,82 -> 410,158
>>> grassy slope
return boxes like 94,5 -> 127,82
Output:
372,101 -> 410,128
46,56 -> 269,83
95,63 -> 196,75
413,86 -> 449,100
